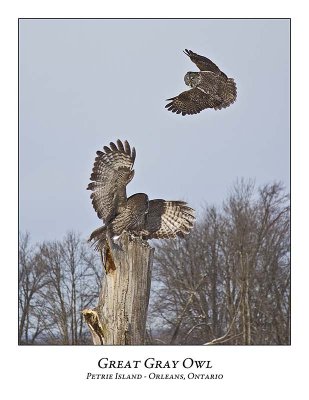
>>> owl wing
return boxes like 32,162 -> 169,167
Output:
142,200 -> 195,239
184,49 -> 226,77
215,77 -> 237,110
110,193 -> 148,236
165,87 -> 221,115
87,139 -> 136,223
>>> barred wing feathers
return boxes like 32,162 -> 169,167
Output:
166,72 -> 237,115
165,88 -> 220,116
87,139 -> 136,223
143,200 -> 195,239
214,77 -> 237,110
184,49 -> 227,79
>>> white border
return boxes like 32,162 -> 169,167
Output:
1,1 -> 308,398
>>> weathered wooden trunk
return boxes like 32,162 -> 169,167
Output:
83,232 -> 154,345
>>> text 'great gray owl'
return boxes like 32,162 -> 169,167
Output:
87,140 -> 195,251
165,49 -> 237,116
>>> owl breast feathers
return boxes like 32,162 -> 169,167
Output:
165,49 -> 237,116
87,140 -> 195,251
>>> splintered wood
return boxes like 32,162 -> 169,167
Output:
83,232 -> 154,345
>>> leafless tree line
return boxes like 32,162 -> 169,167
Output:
147,180 -> 290,345
18,232 -> 101,344
19,180 -> 290,345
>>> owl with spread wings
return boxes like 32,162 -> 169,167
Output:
165,49 -> 237,116
87,140 -> 195,251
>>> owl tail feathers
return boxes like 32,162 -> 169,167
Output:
215,78 -> 237,110
88,226 -> 107,252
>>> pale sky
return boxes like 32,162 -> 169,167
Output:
19,19 -> 290,243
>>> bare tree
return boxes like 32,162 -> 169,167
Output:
18,232 -> 101,344
18,233 -> 50,344
147,180 -> 290,345
39,232 -> 102,344
19,181 -> 290,346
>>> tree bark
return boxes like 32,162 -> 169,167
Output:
83,232 -> 154,345
240,252 -> 251,345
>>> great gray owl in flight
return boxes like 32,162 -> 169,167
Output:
87,140 -> 195,251
165,49 -> 237,116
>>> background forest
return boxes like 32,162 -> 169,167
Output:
19,180 -> 290,345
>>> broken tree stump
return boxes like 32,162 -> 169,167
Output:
83,231 -> 154,345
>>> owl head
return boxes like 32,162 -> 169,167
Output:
184,72 -> 201,88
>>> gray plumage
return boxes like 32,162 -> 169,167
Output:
166,49 -> 237,116
87,140 -> 195,250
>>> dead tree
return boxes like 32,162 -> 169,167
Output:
83,232 -> 154,345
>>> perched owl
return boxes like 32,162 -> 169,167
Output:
87,140 -> 195,251
165,49 -> 237,116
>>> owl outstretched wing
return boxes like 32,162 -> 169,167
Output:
184,49 -> 226,77
165,88 -> 221,116
87,139 -> 136,223
142,200 -> 195,239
